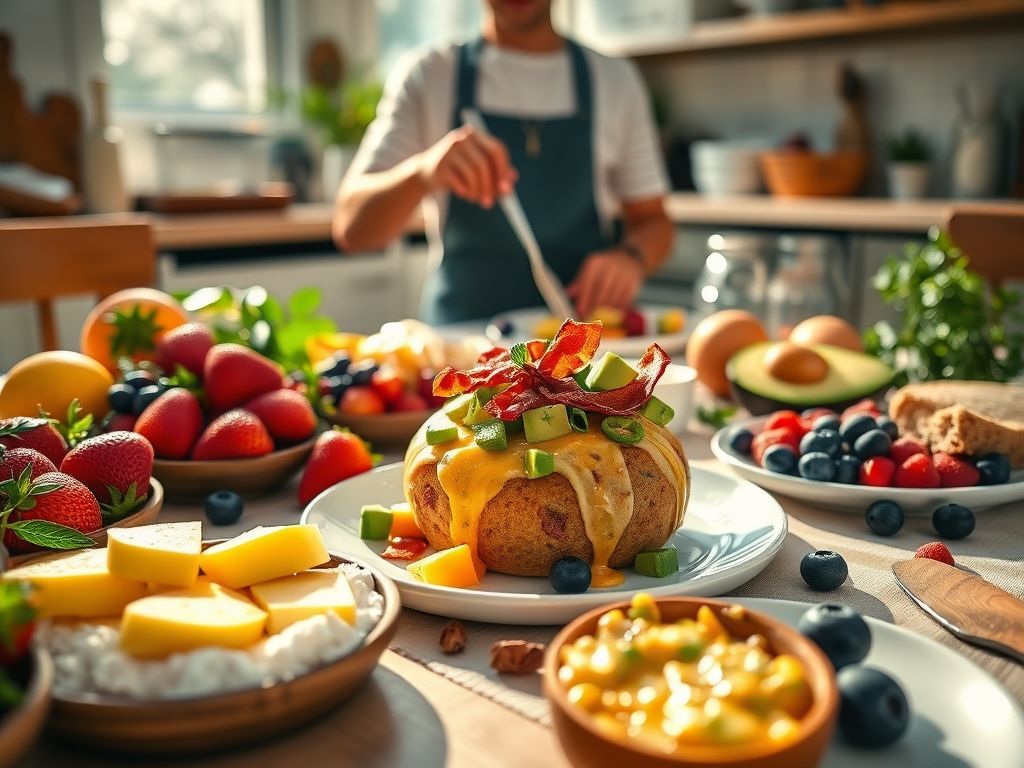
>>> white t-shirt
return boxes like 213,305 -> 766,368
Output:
349,40 -> 669,248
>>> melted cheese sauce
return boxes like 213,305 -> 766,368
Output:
405,412 -> 688,587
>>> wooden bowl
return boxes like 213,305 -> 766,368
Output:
7,478 -> 164,568
759,150 -> 867,198
543,597 -> 838,768
330,409 -> 435,448
152,438 -> 315,501
0,648 -> 53,768
47,550 -> 400,755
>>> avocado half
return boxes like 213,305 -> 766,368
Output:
726,341 -> 893,416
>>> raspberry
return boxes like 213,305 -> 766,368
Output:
890,437 -> 928,465
841,399 -> 882,421
801,408 -> 836,424
894,454 -> 940,489
764,410 -> 809,438
859,456 -> 895,487
932,453 -> 981,488
914,541 -> 955,566
752,427 -> 801,466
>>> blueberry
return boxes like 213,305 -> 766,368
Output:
840,414 -> 877,445
865,500 -> 904,536
799,451 -> 836,482
327,373 -> 353,399
798,603 -> 872,670
763,444 -> 798,475
875,415 -> 899,440
834,455 -> 862,484
853,429 -> 892,459
318,353 -> 351,379
837,666 -> 910,748
204,490 -> 244,526
726,426 -> 754,455
107,383 -> 136,414
489,317 -> 515,337
132,384 -> 165,415
812,414 -> 841,433
123,370 -> 156,391
349,361 -> 379,386
932,503 -> 975,540
548,556 -> 592,593
976,453 -> 1011,485
800,428 -> 841,458
800,550 -> 848,591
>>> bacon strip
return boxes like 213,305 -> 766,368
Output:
537,320 -> 602,379
381,537 -> 429,561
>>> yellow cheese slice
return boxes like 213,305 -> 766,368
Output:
119,581 -> 268,657
1,548 -> 147,618
249,569 -> 356,634
107,521 -> 202,587
198,525 -> 330,589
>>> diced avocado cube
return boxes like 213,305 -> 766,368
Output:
639,396 -> 675,427
426,421 -> 459,445
573,364 -> 592,391
505,417 -> 524,434
524,448 -> 555,479
585,352 -> 639,392
359,505 -> 393,540
463,389 -> 497,426
523,404 -> 572,444
568,407 -> 589,433
473,419 -> 507,451
443,393 -> 474,423
633,547 -> 679,578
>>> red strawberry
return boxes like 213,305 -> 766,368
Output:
105,413 -> 137,433
932,452 -> 980,488
392,390 -> 429,412
370,370 -> 404,406
801,408 -> 836,425
914,541 -> 955,566
154,322 -> 215,377
890,437 -> 928,465
894,453 -> 940,488
859,456 -> 895,487
0,417 -> 68,466
0,446 -> 56,481
60,431 -> 153,511
192,409 -> 273,460
135,389 -> 204,460
752,427 -> 801,465
841,399 -> 882,420
622,307 -> 646,337
203,344 -> 284,411
764,411 -> 808,437
2,471 -> 101,553
244,389 -> 317,443
297,429 -> 374,506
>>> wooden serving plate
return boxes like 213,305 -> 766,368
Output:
46,549 -> 401,755
152,438 -> 315,502
0,648 -> 53,768
329,409 -> 434,448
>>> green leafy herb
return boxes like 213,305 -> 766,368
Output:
697,404 -> 738,430
865,228 -> 1024,386
6,520 -> 94,550
509,343 -> 529,368
0,582 -> 35,653
0,467 -> 93,554
887,128 -> 931,163
42,399 -> 93,448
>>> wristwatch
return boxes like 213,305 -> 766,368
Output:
620,242 -> 647,271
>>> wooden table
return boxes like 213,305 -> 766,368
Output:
25,434 -> 1024,768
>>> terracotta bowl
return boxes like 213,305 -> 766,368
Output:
152,438 -> 315,501
543,597 -> 839,768
759,150 -> 868,198
0,648 -> 53,768
47,549 -> 400,755
330,409 -> 435,448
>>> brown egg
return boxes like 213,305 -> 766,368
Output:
686,310 -> 769,397
789,315 -> 863,352
764,341 -> 829,384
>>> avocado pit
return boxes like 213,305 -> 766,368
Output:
764,341 -> 828,384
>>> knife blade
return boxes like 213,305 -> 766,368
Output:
892,558 -> 1024,664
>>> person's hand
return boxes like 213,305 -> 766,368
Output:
567,249 -> 646,319
416,126 -> 517,208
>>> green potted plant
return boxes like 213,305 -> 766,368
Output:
886,129 -> 931,200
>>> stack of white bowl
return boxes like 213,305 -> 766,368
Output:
690,140 -> 768,196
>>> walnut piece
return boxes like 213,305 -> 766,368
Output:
490,640 -> 545,673
439,620 -> 467,654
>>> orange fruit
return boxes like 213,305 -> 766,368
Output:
304,332 -> 364,368
0,350 -> 114,420
80,288 -> 189,373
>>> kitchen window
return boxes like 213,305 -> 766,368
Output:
375,0 -> 481,77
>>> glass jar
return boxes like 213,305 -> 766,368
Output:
691,232 -> 772,320
765,235 -> 846,338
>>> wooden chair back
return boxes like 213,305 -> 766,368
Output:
946,205 -> 1024,284
0,217 -> 156,350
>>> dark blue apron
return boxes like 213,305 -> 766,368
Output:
420,38 -> 612,324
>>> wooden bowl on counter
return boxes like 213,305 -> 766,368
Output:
543,596 -> 839,768
0,648 -> 53,768
759,150 -> 867,198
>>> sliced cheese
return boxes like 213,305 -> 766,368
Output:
1,548 -> 147,618
107,521 -> 202,587
119,581 -> 267,657
249,569 -> 356,634
198,525 -> 329,589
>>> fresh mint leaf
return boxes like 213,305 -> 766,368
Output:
509,343 -> 528,368
8,520 -> 94,550
697,404 -> 737,430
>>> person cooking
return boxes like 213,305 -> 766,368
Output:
333,0 -> 673,325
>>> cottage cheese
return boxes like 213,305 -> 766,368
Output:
38,564 -> 384,701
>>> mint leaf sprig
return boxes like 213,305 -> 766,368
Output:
0,466 -> 95,552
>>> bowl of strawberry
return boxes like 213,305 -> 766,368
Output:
712,399 -> 1023,514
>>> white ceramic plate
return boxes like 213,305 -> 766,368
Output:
737,598 -> 1024,768
712,415 -> 1024,514
485,303 -> 689,357
301,463 -> 786,624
